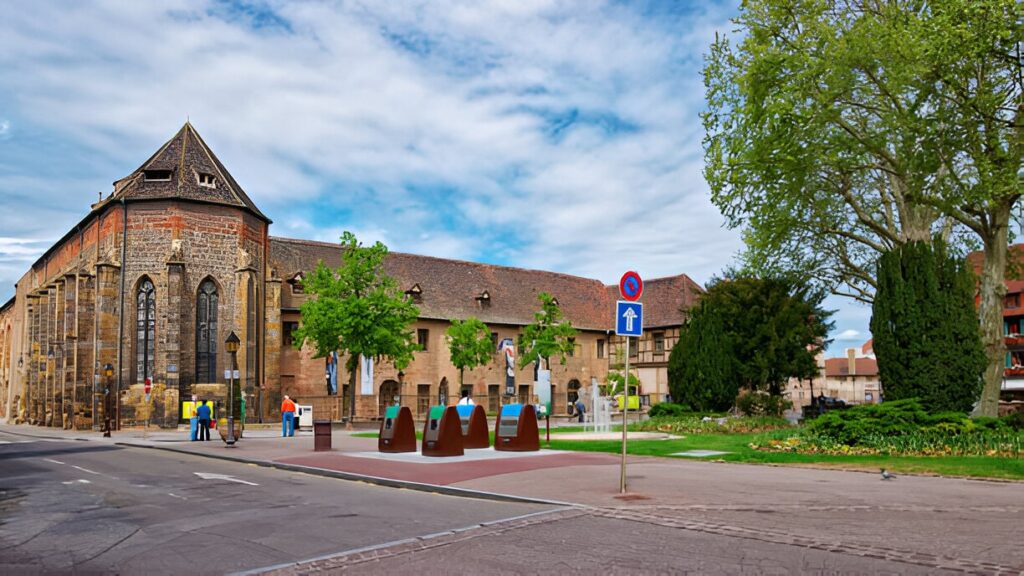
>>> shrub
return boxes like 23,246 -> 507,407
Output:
1002,411 -> 1024,431
736,392 -> 791,416
648,403 -> 692,418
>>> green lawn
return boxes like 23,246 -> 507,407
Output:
353,428 -> 1024,480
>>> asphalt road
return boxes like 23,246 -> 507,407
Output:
0,431 -> 553,575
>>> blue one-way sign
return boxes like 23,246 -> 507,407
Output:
616,301 -> 643,337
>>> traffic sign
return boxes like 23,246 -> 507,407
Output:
616,301 -> 643,337
619,271 -> 643,301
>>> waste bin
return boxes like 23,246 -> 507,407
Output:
313,420 -> 332,451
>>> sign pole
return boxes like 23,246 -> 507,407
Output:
620,336 -> 629,494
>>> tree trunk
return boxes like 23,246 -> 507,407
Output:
347,355 -> 359,425
975,203 -> 1012,417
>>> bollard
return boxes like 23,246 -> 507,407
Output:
313,420 -> 332,451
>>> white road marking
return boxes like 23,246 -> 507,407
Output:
71,465 -> 100,475
194,472 -> 258,486
43,458 -> 65,465
62,479 -> 91,485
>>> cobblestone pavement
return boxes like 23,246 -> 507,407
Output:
255,506 -> 998,575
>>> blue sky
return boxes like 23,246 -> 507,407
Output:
0,0 -> 872,351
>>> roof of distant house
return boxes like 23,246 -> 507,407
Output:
824,357 -> 878,377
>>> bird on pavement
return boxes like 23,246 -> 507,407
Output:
880,468 -> 897,480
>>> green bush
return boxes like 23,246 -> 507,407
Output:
647,403 -> 692,418
736,392 -> 791,416
805,398 -> 930,444
1002,412 -> 1024,431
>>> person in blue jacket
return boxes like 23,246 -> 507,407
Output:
196,400 -> 212,441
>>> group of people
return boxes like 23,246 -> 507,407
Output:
188,395 -> 213,441
186,394 -> 300,440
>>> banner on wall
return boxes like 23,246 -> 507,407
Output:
325,351 -> 338,395
536,369 -> 551,417
360,354 -> 374,395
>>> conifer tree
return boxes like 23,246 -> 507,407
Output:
668,302 -> 738,412
870,242 -> 985,413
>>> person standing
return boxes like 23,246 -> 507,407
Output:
457,390 -> 475,406
195,400 -> 211,441
575,396 -> 586,423
281,395 -> 296,437
188,394 -> 199,441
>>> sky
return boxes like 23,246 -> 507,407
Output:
0,0 -> 872,352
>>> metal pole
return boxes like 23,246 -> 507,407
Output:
620,336 -> 629,494
227,352 -> 236,446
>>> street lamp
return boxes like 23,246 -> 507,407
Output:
102,363 -> 114,437
225,331 -> 240,446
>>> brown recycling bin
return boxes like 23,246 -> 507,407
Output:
313,420 -> 332,451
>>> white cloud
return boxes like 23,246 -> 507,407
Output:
836,329 -> 862,341
0,119 -> 9,140
0,1 -> 870,343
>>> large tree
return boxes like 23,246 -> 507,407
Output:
703,0 -> 1022,415
445,317 -> 494,393
668,301 -> 739,412
698,275 -> 833,396
292,232 -> 420,423
871,241 -> 986,412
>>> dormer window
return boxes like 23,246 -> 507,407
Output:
288,272 -> 304,295
197,172 -> 217,188
405,283 -> 423,303
550,297 -> 559,306
143,170 -> 172,182
476,290 -> 491,307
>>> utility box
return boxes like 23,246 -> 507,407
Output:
379,405 -> 416,453
421,405 -> 464,457
494,403 -> 540,452
297,405 -> 314,430
456,404 -> 489,449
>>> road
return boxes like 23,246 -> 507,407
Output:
0,431 -> 552,575
3,428 -> 1022,575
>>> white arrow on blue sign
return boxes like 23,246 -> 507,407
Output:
616,301 -> 643,337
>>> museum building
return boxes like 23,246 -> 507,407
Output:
0,124 -> 701,429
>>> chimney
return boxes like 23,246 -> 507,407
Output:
847,348 -> 857,375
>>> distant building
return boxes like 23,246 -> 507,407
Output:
787,343 -> 880,408
0,124 -> 702,428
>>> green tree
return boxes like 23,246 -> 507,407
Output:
871,241 -> 986,412
668,302 -> 739,412
700,275 -> 832,396
703,0 -> 1021,415
292,232 -> 420,422
445,317 -> 494,392
518,292 -> 578,371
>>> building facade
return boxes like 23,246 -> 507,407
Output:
0,124 -> 702,428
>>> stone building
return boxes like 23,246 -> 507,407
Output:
0,124 -> 702,429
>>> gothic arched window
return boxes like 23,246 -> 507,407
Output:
136,278 -> 156,384
196,279 -> 218,383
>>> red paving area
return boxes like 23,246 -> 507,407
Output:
278,451 -> 619,485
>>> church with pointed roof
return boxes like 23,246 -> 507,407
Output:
0,124 -> 701,430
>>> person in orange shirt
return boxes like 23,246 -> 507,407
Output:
281,395 -> 297,437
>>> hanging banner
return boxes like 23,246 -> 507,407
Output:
325,351 -> 338,395
536,369 -> 551,417
498,338 -> 515,397
360,354 -> 374,395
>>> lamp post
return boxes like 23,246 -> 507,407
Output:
225,331 -> 240,446
102,363 -> 114,437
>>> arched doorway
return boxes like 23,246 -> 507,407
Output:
379,380 -> 400,417
567,379 -> 581,414
438,377 -> 449,406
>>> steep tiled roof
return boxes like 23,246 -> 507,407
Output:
824,357 -> 878,377
110,122 -> 270,222
270,237 -> 701,331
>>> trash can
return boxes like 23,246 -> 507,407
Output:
313,420 -> 332,452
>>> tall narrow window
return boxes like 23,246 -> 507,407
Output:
136,278 -> 156,384
197,279 -> 218,383
246,277 -> 256,393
